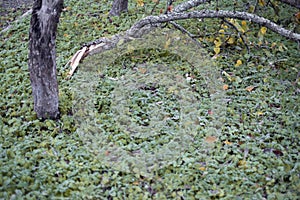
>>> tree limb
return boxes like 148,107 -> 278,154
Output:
128,10 -> 300,42
68,8 -> 300,75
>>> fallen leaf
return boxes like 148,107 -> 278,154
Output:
224,140 -> 232,145
272,149 -> 284,157
219,29 -> 225,34
242,20 -> 247,26
258,0 -> 266,6
137,0 -> 144,7
235,59 -> 242,67
222,71 -> 232,82
223,84 -> 229,90
164,38 -> 171,49
238,160 -> 247,167
245,86 -> 255,92
133,181 -> 139,185
199,167 -> 206,171
205,136 -> 218,144
138,68 -> 147,74
105,151 -> 110,156
260,27 -> 267,35
227,37 -> 235,44
167,5 -> 173,12
256,111 -> 264,116
214,37 -> 222,47
214,47 -> 220,55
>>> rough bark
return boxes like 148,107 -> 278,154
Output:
28,0 -> 63,119
109,0 -> 128,16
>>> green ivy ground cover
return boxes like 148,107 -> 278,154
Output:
0,0 -> 299,199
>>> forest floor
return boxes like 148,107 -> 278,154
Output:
0,0 -> 32,30
0,0 -> 299,199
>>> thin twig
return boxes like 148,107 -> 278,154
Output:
169,21 -> 203,47
222,18 -> 251,59
150,0 -> 160,15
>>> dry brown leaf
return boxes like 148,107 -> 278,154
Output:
245,86 -> 255,92
223,84 -> 229,90
199,167 -> 206,171
205,136 -> 218,144
138,68 -> 147,74
224,140 -> 232,145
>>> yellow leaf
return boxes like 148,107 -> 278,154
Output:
206,36 -> 214,42
205,136 -> 218,144
241,20 -> 248,31
199,167 -> 206,171
214,37 -> 222,47
164,38 -> 171,49
249,5 -> 255,13
224,140 -> 232,145
235,59 -> 242,67
136,0 -> 144,7
227,37 -> 235,44
221,24 -> 228,29
256,111 -> 264,116
214,47 -> 220,55
258,0 -> 266,6
260,27 -> 267,35
278,43 -> 287,52
241,20 -> 247,27
219,29 -> 225,38
238,160 -> 247,167
222,71 -> 232,82
233,21 -> 245,33
245,86 -> 255,92
223,84 -> 229,90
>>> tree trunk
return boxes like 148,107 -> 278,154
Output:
28,0 -> 63,119
109,0 -> 128,16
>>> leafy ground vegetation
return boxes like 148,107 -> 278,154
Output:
0,0 -> 299,199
